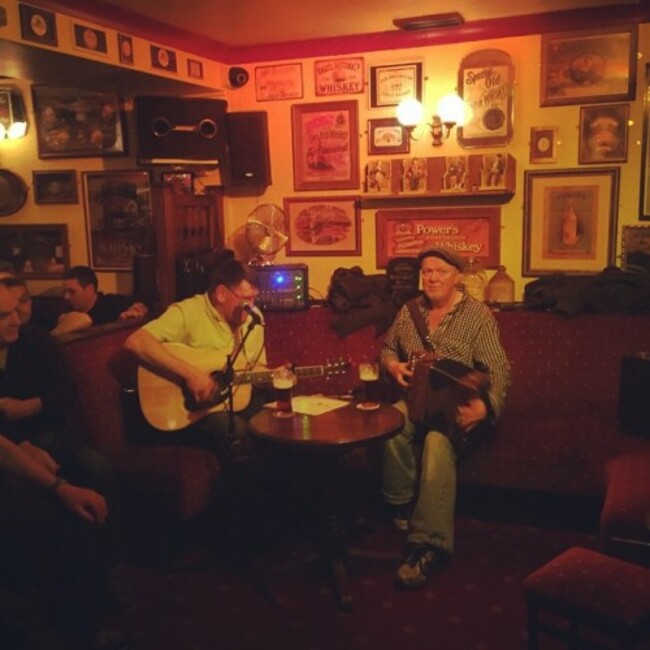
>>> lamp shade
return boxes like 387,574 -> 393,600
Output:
437,93 -> 467,126
396,98 -> 424,128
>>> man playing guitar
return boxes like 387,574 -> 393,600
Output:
125,250 -> 267,461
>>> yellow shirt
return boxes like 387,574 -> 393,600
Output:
143,293 -> 266,369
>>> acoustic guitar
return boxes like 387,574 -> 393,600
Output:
137,342 -> 349,432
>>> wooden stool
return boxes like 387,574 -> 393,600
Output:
523,546 -> 650,650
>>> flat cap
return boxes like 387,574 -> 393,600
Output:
417,247 -> 466,272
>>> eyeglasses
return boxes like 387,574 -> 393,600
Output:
224,285 -> 258,304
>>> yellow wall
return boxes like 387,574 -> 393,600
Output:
1,0 -> 648,302
224,25 -> 650,301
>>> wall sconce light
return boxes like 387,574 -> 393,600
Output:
396,97 -> 424,139
0,89 -> 28,140
430,93 -> 467,146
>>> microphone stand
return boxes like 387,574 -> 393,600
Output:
223,313 -> 261,438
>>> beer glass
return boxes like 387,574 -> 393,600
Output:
272,366 -> 296,418
358,361 -> 380,410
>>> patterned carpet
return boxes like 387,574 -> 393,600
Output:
121,515 -> 603,650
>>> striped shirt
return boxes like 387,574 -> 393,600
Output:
380,292 -> 510,417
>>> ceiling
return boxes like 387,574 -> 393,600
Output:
86,0 -> 640,48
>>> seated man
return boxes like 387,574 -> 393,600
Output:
124,251 -> 269,550
124,250 -> 266,459
381,248 -> 510,589
0,281 -> 125,649
52,265 -> 148,336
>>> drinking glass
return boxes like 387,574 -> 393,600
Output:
272,366 -> 296,418
357,361 -> 380,410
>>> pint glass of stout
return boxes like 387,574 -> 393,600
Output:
272,366 -> 296,418
358,361 -> 380,410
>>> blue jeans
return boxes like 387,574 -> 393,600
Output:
382,400 -> 458,554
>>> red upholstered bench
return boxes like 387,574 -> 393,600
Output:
600,453 -> 650,565
523,546 -> 650,650
59,320 -> 221,565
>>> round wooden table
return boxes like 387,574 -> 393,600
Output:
249,402 -> 404,610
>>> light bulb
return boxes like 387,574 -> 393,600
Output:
437,93 -> 467,127
7,121 -> 27,139
396,98 -> 424,128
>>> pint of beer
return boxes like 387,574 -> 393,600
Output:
272,367 -> 296,418
358,361 -> 380,408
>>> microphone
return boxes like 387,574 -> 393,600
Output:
242,303 -> 263,326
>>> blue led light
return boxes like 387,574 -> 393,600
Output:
274,273 -> 286,286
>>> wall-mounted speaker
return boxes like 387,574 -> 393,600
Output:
135,96 -> 228,164
225,111 -> 272,187
228,66 -> 249,88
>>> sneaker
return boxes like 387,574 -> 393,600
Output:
396,544 -> 446,589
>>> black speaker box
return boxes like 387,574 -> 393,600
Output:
225,111 -> 271,186
135,96 -> 228,163
617,354 -> 650,438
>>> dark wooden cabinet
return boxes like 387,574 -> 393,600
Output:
152,184 -> 224,307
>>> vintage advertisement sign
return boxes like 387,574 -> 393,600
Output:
458,49 -> 514,147
314,58 -> 364,96
375,207 -> 500,268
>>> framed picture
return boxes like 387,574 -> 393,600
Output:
458,49 -> 514,147
72,23 -> 108,54
150,45 -> 177,73
530,127 -> 558,164
579,104 -> 629,164
117,34 -> 134,65
82,171 -> 153,271
368,118 -> 410,155
0,224 -> 69,278
364,160 -> 396,194
187,59 -> 203,80
638,63 -> 650,220
19,3 -> 58,47
523,168 -> 619,276
540,26 -> 637,107
621,225 -> 650,273
375,207 -> 501,269
369,62 -> 422,108
291,100 -> 359,191
32,86 -> 127,158
283,196 -> 360,256
255,63 -> 303,101
314,57 -> 364,96
32,170 -> 78,204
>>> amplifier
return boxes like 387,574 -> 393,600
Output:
254,264 -> 309,311
617,353 -> 650,438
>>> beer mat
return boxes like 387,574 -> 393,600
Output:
356,402 -> 380,411
264,396 -> 350,416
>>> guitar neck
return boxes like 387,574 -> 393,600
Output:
232,365 -> 327,386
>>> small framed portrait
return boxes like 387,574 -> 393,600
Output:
33,170 -> 78,204
118,34 -> 134,65
578,104 -> 629,164
530,127 -> 558,164
73,24 -> 108,54
19,3 -> 58,47
187,59 -> 203,80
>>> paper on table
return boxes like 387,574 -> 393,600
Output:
264,395 -> 351,416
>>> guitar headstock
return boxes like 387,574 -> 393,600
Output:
323,357 -> 351,377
